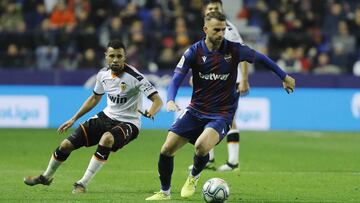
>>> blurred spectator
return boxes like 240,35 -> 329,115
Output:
277,47 -> 302,73
78,48 -> 101,69
313,52 -> 341,74
49,0 -> 76,30
294,46 -> 312,73
267,23 -> 288,60
35,45 -> 59,70
1,44 -> 26,68
99,16 -> 125,48
322,2 -> 345,38
0,0 -> 359,75
331,21 -> 356,55
0,2 -> 26,32
23,2 -> 47,31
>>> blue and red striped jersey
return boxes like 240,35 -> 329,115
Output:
175,38 -> 255,120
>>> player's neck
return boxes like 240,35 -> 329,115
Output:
205,38 -> 221,51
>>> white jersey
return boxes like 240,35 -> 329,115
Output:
93,64 -> 158,129
225,20 -> 244,83
225,20 -> 243,44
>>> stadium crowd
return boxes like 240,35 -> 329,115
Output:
0,0 -> 360,75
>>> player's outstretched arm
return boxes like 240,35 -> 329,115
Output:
57,93 -> 102,134
254,51 -> 295,93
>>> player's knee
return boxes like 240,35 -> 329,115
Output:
59,139 -> 75,154
99,132 -> 115,147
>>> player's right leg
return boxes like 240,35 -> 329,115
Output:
24,138 -> 76,186
146,131 -> 188,200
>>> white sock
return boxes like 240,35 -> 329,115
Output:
208,148 -> 215,161
77,155 -> 105,186
227,142 -> 239,165
42,155 -> 62,179
160,188 -> 171,195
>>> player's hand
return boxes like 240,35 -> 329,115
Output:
237,79 -> 250,97
138,110 -> 154,120
166,100 -> 181,112
57,118 -> 76,134
283,75 -> 295,94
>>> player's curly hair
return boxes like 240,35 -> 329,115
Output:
204,0 -> 222,6
204,11 -> 226,22
107,39 -> 126,50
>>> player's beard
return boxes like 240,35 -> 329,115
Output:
110,64 -> 124,75
210,36 -> 223,49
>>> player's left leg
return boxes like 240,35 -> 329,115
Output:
73,122 -> 138,194
24,127 -> 83,186
181,127 -> 223,198
218,118 -> 240,172
146,131 -> 188,200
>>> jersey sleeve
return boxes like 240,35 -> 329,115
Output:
93,72 -> 105,95
138,76 -> 158,99
174,47 -> 195,75
237,44 -> 256,64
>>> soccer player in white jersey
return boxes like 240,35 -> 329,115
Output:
24,39 -> 163,193
189,0 -> 249,172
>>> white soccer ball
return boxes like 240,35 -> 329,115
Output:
202,178 -> 230,203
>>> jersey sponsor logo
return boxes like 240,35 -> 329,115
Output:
177,55 -> 185,68
198,72 -> 230,81
202,56 -> 207,62
224,54 -> 232,62
108,94 -> 127,104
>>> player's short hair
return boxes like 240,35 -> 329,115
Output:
204,0 -> 222,6
204,11 -> 226,23
107,39 -> 126,50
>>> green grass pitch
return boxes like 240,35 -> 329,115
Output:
0,129 -> 359,202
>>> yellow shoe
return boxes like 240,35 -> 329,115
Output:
180,176 -> 199,198
145,191 -> 171,200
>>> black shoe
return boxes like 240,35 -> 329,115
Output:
24,175 -> 53,186
72,182 -> 86,194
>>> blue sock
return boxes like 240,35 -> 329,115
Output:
191,153 -> 209,177
158,153 -> 173,191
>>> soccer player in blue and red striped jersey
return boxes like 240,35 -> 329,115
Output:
146,11 -> 295,201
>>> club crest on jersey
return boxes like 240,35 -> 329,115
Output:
224,54 -> 232,63
120,82 -> 126,91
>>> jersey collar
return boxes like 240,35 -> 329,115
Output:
201,38 -> 228,55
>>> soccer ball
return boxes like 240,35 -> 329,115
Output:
202,178 -> 230,203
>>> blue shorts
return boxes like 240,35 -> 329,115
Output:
169,108 -> 232,144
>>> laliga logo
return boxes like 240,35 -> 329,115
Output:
351,93 -> 360,119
